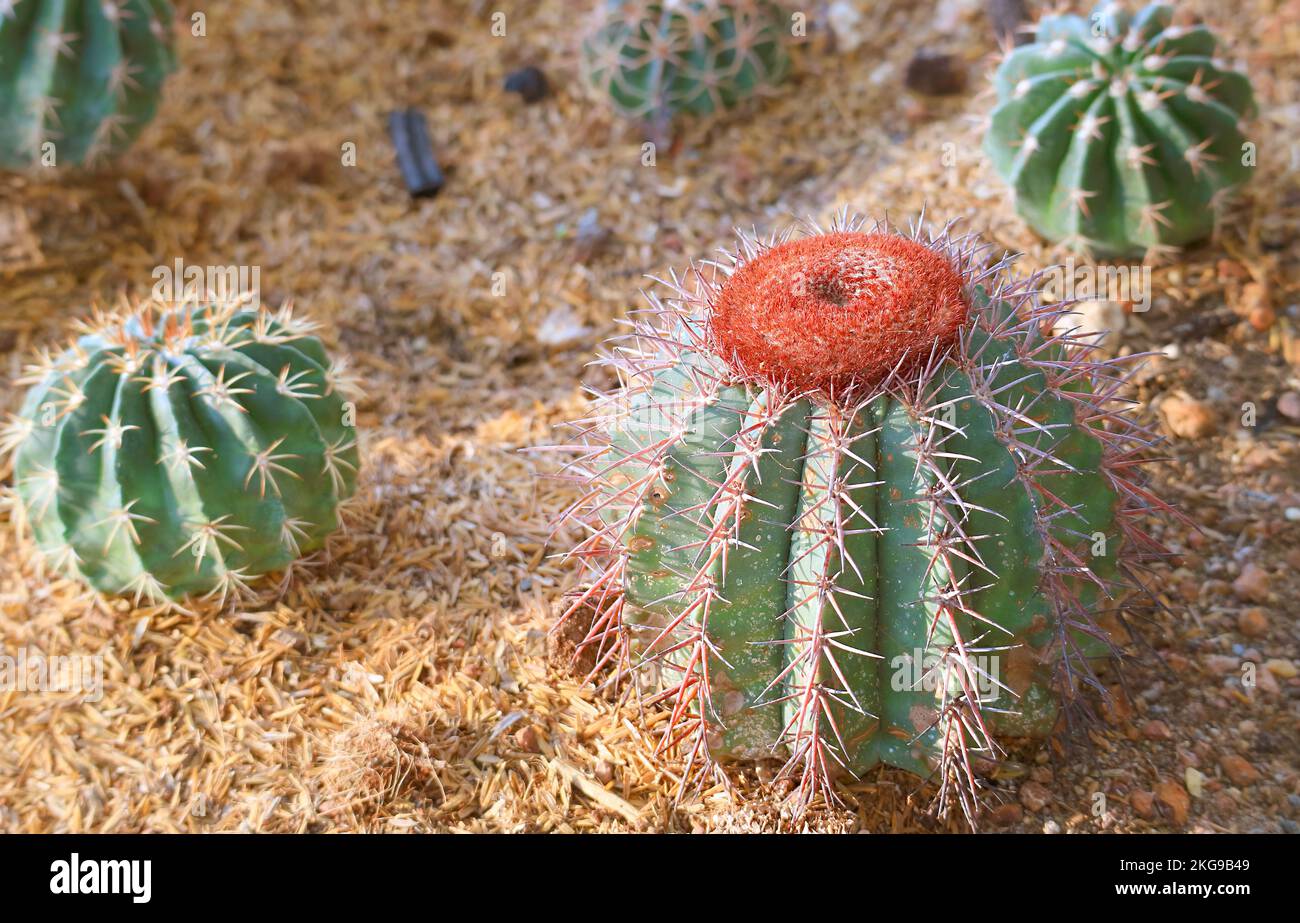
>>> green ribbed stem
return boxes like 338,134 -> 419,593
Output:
0,0 -> 176,168
608,292 -> 1121,775
983,2 -> 1255,259
581,0 -> 791,124
10,304 -> 359,602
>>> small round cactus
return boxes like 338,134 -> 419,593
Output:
984,2 -> 1256,260
580,0 -> 792,128
0,0 -> 178,169
2,298 -> 361,605
554,214 -> 1170,820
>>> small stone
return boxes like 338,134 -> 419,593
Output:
1019,780 -> 1052,812
1160,394 -> 1217,439
988,802 -> 1023,826
1142,719 -> 1173,740
1131,790 -> 1157,819
1204,654 -> 1241,674
904,50 -> 967,96
1185,767 -> 1205,798
1265,658 -> 1298,679
1232,563 -> 1270,603
572,207 -> 614,263
514,724 -> 541,753
1056,300 -> 1126,354
1219,754 -> 1261,787
504,65 -> 549,103
594,758 -> 615,784
1029,765 -> 1054,784
1237,607 -> 1270,637
1154,780 -> 1191,825
1042,819 -> 1062,834
1237,282 -> 1275,331
1278,391 -> 1300,421
827,0 -> 868,52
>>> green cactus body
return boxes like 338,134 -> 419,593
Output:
984,2 -> 1255,260
0,0 -> 176,169
560,219 -> 1164,815
3,300 -> 360,604
580,0 -> 791,125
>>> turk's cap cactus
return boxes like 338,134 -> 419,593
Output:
551,212 -> 1178,821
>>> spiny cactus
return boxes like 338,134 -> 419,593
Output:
580,0 -> 792,129
554,214 -> 1170,821
1,297 -> 361,605
0,0 -> 177,169
984,2 -> 1255,261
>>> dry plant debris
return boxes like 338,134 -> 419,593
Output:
0,0 -> 1296,833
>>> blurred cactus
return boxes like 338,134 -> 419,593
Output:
580,0 -> 792,129
984,2 -> 1255,260
0,0 -> 177,169
2,298 -> 361,604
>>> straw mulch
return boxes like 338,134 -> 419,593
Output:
0,0 -> 1296,833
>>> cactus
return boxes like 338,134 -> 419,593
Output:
1,298 -> 361,605
983,2 -> 1255,260
0,0 -> 177,169
554,215 -> 1170,820
580,0 -> 792,129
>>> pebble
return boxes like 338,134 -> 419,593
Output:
1056,300 -> 1126,354
1042,819 -> 1062,834
828,0 -> 868,52
594,759 -> 615,784
1204,654 -> 1241,674
1237,607 -> 1270,637
988,803 -> 1023,827
1131,790 -> 1157,819
513,724 -> 541,753
1266,658 -> 1298,679
1232,563 -> 1270,603
1278,391 -> 1300,421
1142,719 -> 1173,740
1160,394 -> 1217,439
1219,754 -> 1261,787
1238,282 -> 1275,331
903,50 -> 967,95
1185,767 -> 1205,798
1019,780 -> 1052,812
1154,780 -> 1191,825
503,66 -> 548,103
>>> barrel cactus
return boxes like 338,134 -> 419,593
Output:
0,0 -> 177,169
580,0 -> 792,129
984,2 -> 1255,260
555,215 -> 1167,820
1,298 -> 361,605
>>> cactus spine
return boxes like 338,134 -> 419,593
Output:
0,0 -> 177,169
580,0 -> 792,127
2,298 -> 361,604
556,215 -> 1168,820
984,2 -> 1255,260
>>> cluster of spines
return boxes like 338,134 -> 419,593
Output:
550,212 -> 1173,823
1,295 -> 361,607
0,0 -> 175,167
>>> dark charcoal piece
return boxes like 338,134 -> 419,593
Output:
904,50 -> 967,96
987,0 -> 1032,47
388,109 -> 445,198
504,66 -> 548,103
